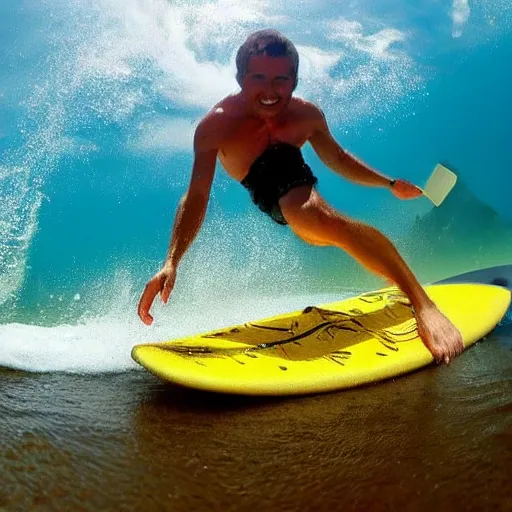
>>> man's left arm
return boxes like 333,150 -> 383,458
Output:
308,106 -> 421,199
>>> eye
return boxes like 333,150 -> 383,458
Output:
251,74 -> 265,80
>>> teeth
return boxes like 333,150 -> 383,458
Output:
260,98 -> 279,106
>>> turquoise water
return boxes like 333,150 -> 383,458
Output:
1,0 -> 511,372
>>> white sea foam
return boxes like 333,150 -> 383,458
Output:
452,0 -> 471,38
0,291 -> 349,374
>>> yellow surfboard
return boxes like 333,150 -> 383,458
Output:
131,284 -> 511,396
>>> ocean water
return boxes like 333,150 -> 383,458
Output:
1,2 -> 511,509
1,0 -> 511,373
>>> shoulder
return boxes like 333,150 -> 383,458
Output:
289,97 -> 328,129
194,94 -> 243,152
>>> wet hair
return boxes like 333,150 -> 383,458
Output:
235,29 -> 299,89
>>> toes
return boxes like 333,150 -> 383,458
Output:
433,350 -> 444,364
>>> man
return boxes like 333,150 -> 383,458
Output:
138,29 -> 464,364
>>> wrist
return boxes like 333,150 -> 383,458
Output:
164,257 -> 178,270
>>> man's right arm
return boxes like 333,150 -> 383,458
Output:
137,118 -> 219,325
166,146 -> 217,269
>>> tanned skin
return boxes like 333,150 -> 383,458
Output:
138,54 -> 464,365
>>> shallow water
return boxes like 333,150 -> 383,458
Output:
2,321 -> 511,511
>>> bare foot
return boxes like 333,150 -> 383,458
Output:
415,305 -> 464,364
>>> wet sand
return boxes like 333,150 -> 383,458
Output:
1,323 -> 511,512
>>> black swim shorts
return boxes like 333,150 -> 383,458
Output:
240,143 -> 318,225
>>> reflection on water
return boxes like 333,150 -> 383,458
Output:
1,323 -> 511,511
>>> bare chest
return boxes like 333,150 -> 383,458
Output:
218,117 -> 313,181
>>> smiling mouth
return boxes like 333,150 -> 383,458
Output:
260,98 -> 280,106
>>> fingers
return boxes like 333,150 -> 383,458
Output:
137,298 -> 154,326
137,280 -> 160,325
161,276 -> 174,304
402,181 -> 422,198
393,180 -> 423,200
138,270 -> 177,324
161,268 -> 177,304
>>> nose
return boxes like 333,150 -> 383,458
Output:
261,79 -> 277,96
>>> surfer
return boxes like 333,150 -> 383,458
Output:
137,29 -> 464,364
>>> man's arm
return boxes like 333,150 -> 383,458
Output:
166,146 -> 217,269
137,119 -> 218,325
308,106 -> 394,188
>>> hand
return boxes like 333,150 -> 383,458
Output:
390,179 -> 422,200
137,265 -> 177,325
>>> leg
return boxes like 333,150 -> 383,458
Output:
279,186 -> 464,363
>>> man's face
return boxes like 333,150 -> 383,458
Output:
241,55 -> 296,119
